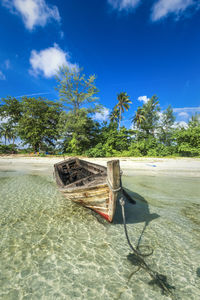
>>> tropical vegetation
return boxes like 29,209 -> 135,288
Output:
0,66 -> 200,157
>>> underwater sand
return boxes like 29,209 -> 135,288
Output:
0,159 -> 200,299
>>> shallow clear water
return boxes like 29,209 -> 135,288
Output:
0,164 -> 200,299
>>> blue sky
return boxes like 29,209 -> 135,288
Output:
0,0 -> 200,128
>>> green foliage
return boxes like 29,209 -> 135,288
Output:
0,143 -> 17,154
55,66 -> 101,154
158,105 -> 175,146
135,95 -> 160,138
18,148 -> 33,154
0,122 -> 13,145
109,107 -> 120,125
132,107 -> 146,128
0,96 -> 22,123
189,113 -> 200,128
129,137 -> 157,156
18,97 -> 62,152
85,143 -> 106,157
0,96 -> 21,146
129,137 -> 174,157
155,144 -> 174,157
1,84 -> 199,158
173,126 -> 200,157
128,143 -> 142,157
57,109 -> 100,154
39,152 -> 46,157
85,124 -> 132,157
100,124 -> 132,154
55,66 -> 99,114
115,92 -> 132,128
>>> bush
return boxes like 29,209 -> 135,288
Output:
39,152 -> 46,157
18,148 -> 33,154
85,143 -> 106,157
155,144 -> 173,157
147,148 -> 158,157
0,144 -> 18,154
129,142 -> 143,157
177,143 -> 200,157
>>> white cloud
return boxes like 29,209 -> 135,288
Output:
138,95 -> 149,104
2,0 -> 60,30
108,0 -> 141,11
178,111 -> 189,118
29,44 -> 78,78
151,0 -> 196,21
173,107 -> 200,123
14,92 -> 51,98
173,121 -> 189,129
0,70 -> 6,80
93,107 -> 110,122
173,107 -> 200,113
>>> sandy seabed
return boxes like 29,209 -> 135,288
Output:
0,155 -> 200,177
0,155 -> 200,299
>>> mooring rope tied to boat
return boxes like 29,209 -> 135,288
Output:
106,168 -> 123,193
119,196 -> 176,298
106,178 -> 122,193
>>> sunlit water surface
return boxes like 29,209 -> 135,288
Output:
0,163 -> 199,299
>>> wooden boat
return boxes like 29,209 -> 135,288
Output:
54,157 -> 121,222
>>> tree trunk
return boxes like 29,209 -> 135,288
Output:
119,107 -> 121,130
34,143 -> 39,153
12,136 -> 15,154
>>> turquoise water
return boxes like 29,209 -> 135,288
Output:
0,164 -> 199,299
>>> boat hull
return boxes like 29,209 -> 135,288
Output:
54,158 -> 121,222
59,183 -> 116,222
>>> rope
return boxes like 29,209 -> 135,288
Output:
119,197 -> 141,256
106,178 -> 122,193
119,196 -> 176,297
106,168 -> 123,193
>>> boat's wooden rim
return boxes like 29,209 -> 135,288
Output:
54,157 -> 107,173
54,157 -> 107,190
54,158 -> 121,222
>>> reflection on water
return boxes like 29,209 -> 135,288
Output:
0,166 -> 200,299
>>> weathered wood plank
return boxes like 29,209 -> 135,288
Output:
54,158 -> 121,222
107,160 -> 121,222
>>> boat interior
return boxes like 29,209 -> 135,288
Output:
56,158 -> 107,188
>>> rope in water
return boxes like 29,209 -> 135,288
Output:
119,196 -> 176,298
120,197 -> 140,255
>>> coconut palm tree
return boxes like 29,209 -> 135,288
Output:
131,107 -> 146,143
0,122 -> 12,145
189,113 -> 200,127
109,107 -> 120,124
115,92 -> 132,129
132,107 -> 146,128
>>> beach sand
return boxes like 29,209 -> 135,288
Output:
0,155 -> 200,177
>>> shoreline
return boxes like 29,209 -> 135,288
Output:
0,155 -> 200,177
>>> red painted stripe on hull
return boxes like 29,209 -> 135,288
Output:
95,210 -> 111,222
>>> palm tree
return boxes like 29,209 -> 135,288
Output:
131,107 -> 146,142
189,113 -> 200,127
109,107 -> 120,124
0,122 -> 12,145
132,107 -> 146,128
10,126 -> 18,153
115,92 -> 132,129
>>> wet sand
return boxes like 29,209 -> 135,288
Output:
0,155 -> 200,177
